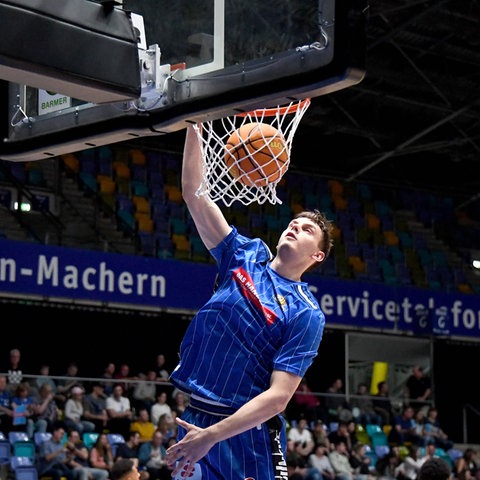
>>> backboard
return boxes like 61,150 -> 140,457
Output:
0,0 -> 367,162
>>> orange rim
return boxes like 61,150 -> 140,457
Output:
237,98 -> 311,118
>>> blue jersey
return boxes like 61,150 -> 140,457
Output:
170,226 -> 325,410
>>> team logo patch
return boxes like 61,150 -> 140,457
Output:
275,294 -> 287,309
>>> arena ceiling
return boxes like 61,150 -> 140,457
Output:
291,0 -> 480,210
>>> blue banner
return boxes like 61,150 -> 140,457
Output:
1,239 -> 479,339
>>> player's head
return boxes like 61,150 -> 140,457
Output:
294,209 -> 334,271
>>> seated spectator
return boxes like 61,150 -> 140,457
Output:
308,443 -> 335,480
63,386 -> 95,434
350,383 -> 382,426
10,382 -> 35,438
114,364 -> 135,400
106,384 -> 133,440
32,383 -> 59,434
328,422 -> 353,454
100,362 -> 116,396
324,378 -> 352,423
170,390 -> 188,419
289,377 -> 325,425
138,430 -> 172,480
37,423 -> 76,480
395,444 -> 423,480
288,417 -> 316,460
155,413 -> 177,447
329,440 -> 355,480
34,364 -> 58,396
130,407 -> 156,443
150,392 -> 173,427
154,354 -> 170,385
89,432 -> 114,475
454,448 -> 480,480
65,429 -> 109,480
286,438 -> 322,480
424,407 -> 454,451
83,382 -> 109,433
389,406 -> 425,447
56,362 -> 83,408
0,374 -> 13,434
349,442 -> 373,479
372,381 -> 395,427
115,431 -> 150,480
132,370 -> 157,412
311,420 -> 331,450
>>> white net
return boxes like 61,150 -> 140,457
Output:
193,98 -> 311,206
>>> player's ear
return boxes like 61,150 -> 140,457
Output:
311,250 -> 325,264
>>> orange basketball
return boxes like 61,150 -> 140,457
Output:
224,122 -> 289,187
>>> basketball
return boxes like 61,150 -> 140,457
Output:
224,122 -> 289,187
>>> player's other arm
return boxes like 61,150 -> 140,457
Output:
182,125 -> 231,250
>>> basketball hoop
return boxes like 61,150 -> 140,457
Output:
193,98 -> 311,206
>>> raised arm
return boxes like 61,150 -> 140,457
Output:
182,125 -> 231,250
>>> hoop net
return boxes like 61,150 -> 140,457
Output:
193,98 -> 311,206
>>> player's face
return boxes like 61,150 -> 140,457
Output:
278,218 -> 325,263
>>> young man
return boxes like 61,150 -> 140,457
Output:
166,126 -> 334,479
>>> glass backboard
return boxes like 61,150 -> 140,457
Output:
0,0 -> 367,162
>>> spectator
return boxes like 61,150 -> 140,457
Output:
65,429 -> 109,480
324,378 -> 352,423
0,374 -> 13,434
154,354 -> 170,384
138,430 -> 171,480
32,383 -> 59,434
395,444 -> 423,480
114,364 -> 135,400
132,370 -> 157,412
328,422 -> 353,454
375,447 -> 401,480
290,377 -> 324,425
288,417 -> 316,460
170,390 -> 188,420
349,442 -> 373,479
34,364 -> 58,396
286,438 -> 322,480
311,420 -> 331,450
454,448 -> 480,480
106,384 -> 133,440
372,381 -> 395,427
329,440 -> 355,480
350,383 -> 382,425
418,458 -> 452,480
424,407 -> 454,451
100,362 -> 116,396
389,406 -> 425,447
83,382 -> 109,434
130,407 -> 156,443
404,366 -> 432,411
57,362 -> 83,408
63,386 -> 95,434
308,443 -> 335,480
155,413 -> 176,447
4,348 -> 23,391
115,431 -> 150,480
89,432 -> 114,475
37,423 -> 76,480
150,392 -> 172,427
10,382 -> 35,437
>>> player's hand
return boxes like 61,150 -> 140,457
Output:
166,417 -> 214,478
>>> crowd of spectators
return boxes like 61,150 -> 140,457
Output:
0,349 -> 474,480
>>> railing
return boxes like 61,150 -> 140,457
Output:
462,403 -> 480,443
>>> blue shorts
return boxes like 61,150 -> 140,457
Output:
172,403 -> 288,480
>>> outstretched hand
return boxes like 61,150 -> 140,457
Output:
166,417 -> 215,478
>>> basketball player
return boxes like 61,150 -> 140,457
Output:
166,126 -> 334,480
